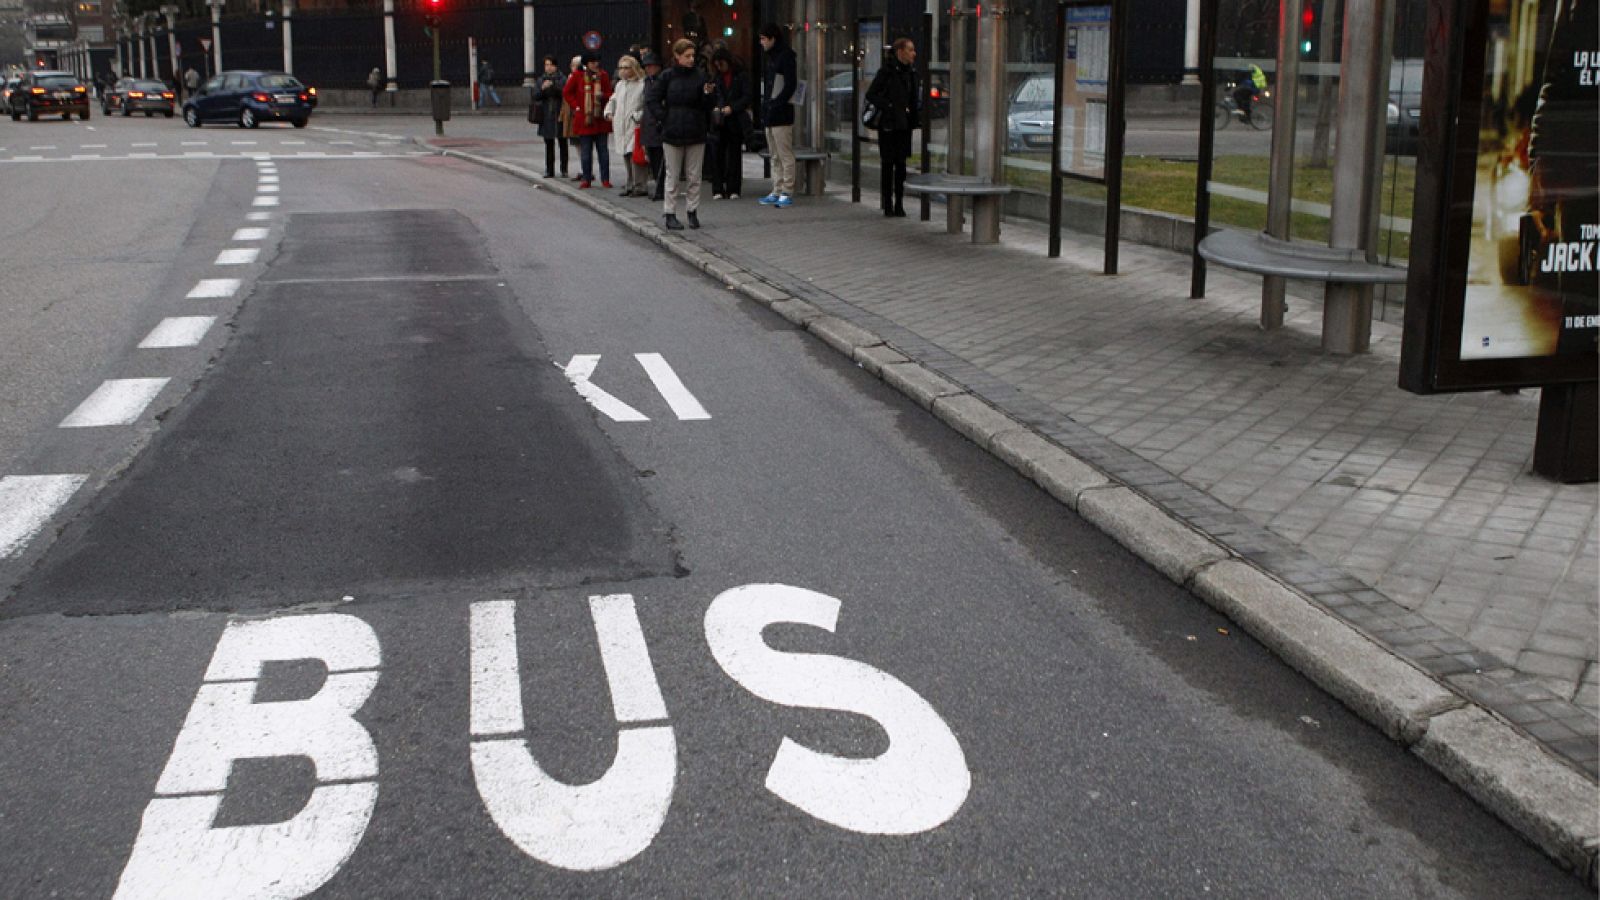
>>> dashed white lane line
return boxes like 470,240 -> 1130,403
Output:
138,316 -> 216,349
232,141 -> 258,146
59,378 -> 170,428
181,141 -> 207,146
232,227 -> 269,241
70,154 -> 102,160
187,278 -> 241,299
214,247 -> 259,266
252,196 -> 280,207
246,212 -> 274,221
182,151 -> 216,157
257,185 -> 280,194
14,155 -> 43,161
130,142 -> 157,147
282,140 -> 306,145
0,475 -> 87,558
258,175 -> 280,183
81,143 -> 107,148
128,152 -> 157,158
28,145 -> 56,150
330,140 -> 355,145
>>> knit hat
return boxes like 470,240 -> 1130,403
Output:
581,50 -> 600,65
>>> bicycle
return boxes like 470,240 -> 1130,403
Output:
1215,84 -> 1274,131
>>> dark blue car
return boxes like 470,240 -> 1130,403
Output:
182,70 -> 313,129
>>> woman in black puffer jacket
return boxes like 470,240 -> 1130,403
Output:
647,39 -> 715,230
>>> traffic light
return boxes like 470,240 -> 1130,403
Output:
1300,3 -> 1315,55
424,0 -> 442,31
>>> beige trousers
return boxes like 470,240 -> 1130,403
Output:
662,143 -> 705,215
765,125 -> 795,196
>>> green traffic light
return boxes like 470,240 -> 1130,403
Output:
1301,40 -> 1312,53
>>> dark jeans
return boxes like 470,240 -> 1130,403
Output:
579,135 -> 609,182
544,137 -> 569,176
879,129 -> 912,212
709,128 -> 743,196
647,145 -> 665,200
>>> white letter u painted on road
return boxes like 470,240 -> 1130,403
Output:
469,596 -> 676,872
704,584 -> 970,836
114,614 -> 382,900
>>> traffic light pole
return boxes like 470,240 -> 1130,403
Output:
433,26 -> 443,135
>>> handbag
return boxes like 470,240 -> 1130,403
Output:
528,99 -> 544,125
632,128 -> 647,166
860,99 -> 882,131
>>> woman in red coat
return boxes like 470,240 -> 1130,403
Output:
563,50 -> 614,188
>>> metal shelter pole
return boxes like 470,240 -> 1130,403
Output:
1048,1 -> 1064,257
1261,0 -> 1303,330
1322,0 -> 1390,353
852,33 -> 861,204
919,12 -> 933,220
1103,0 -> 1128,274
282,0 -> 294,75
1190,0 -> 1218,297
384,0 -> 398,97
947,6 -> 970,234
971,2 -> 1006,243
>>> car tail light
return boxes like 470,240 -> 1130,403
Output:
252,91 -> 273,103
930,88 -> 942,99
73,85 -> 85,92
298,92 -> 309,101
308,86 -> 317,96
129,91 -> 145,98
161,92 -> 174,99
30,87 -> 44,94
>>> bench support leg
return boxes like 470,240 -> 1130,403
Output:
946,196 -> 965,235
1322,282 -> 1372,354
971,195 -> 1001,244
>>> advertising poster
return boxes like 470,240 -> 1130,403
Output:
1457,0 -> 1597,362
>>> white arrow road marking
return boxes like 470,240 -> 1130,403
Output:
0,474 -> 87,558
562,355 -> 649,422
60,378 -> 170,428
140,316 -> 217,349
635,353 -> 711,420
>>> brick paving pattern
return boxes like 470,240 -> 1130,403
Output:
465,140 -> 1598,775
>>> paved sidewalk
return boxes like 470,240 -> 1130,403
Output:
424,133 -> 1599,780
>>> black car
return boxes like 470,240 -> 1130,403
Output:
182,70 -> 313,129
8,70 -> 90,121
103,77 -> 176,117
1,75 -> 23,114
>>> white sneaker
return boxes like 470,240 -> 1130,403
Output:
729,193 -> 740,200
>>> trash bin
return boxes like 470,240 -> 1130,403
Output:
430,80 -> 452,122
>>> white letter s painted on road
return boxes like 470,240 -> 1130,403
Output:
703,584 -> 970,835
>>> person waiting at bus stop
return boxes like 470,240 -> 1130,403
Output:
866,37 -> 921,218
650,39 -> 716,231
564,50 -> 614,189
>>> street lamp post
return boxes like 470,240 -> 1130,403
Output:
161,5 -> 179,87
281,0 -> 294,74
208,0 -> 224,75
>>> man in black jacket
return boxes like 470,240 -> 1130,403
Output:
757,23 -> 797,207
866,37 -> 921,217
640,51 -> 668,201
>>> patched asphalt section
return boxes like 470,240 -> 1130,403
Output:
5,209 -> 676,616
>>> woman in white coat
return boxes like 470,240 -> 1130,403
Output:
605,56 -> 650,197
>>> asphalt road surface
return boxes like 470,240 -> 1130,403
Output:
0,115 -> 1583,898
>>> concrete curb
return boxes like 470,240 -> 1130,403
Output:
428,142 -> 1600,885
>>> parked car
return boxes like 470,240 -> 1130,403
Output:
824,69 -> 948,128
1006,73 -> 1054,153
1,74 -> 23,115
8,70 -> 90,121
1385,58 -> 1424,156
182,70 -> 313,129
103,77 -> 175,117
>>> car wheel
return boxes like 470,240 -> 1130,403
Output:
184,107 -> 201,127
80,110 -> 90,121
291,117 -> 308,129
9,109 -> 18,122
240,108 -> 257,129
27,107 -> 38,121
62,112 -> 71,121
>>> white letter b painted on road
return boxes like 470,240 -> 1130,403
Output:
114,614 -> 382,900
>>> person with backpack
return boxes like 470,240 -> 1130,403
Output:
865,37 -> 921,217
648,39 -> 715,230
757,23 -> 797,208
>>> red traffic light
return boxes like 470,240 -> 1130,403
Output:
1301,4 -> 1315,30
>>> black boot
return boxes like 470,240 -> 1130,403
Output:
687,210 -> 700,229
663,213 -> 684,231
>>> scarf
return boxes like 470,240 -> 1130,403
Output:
583,72 -> 603,125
